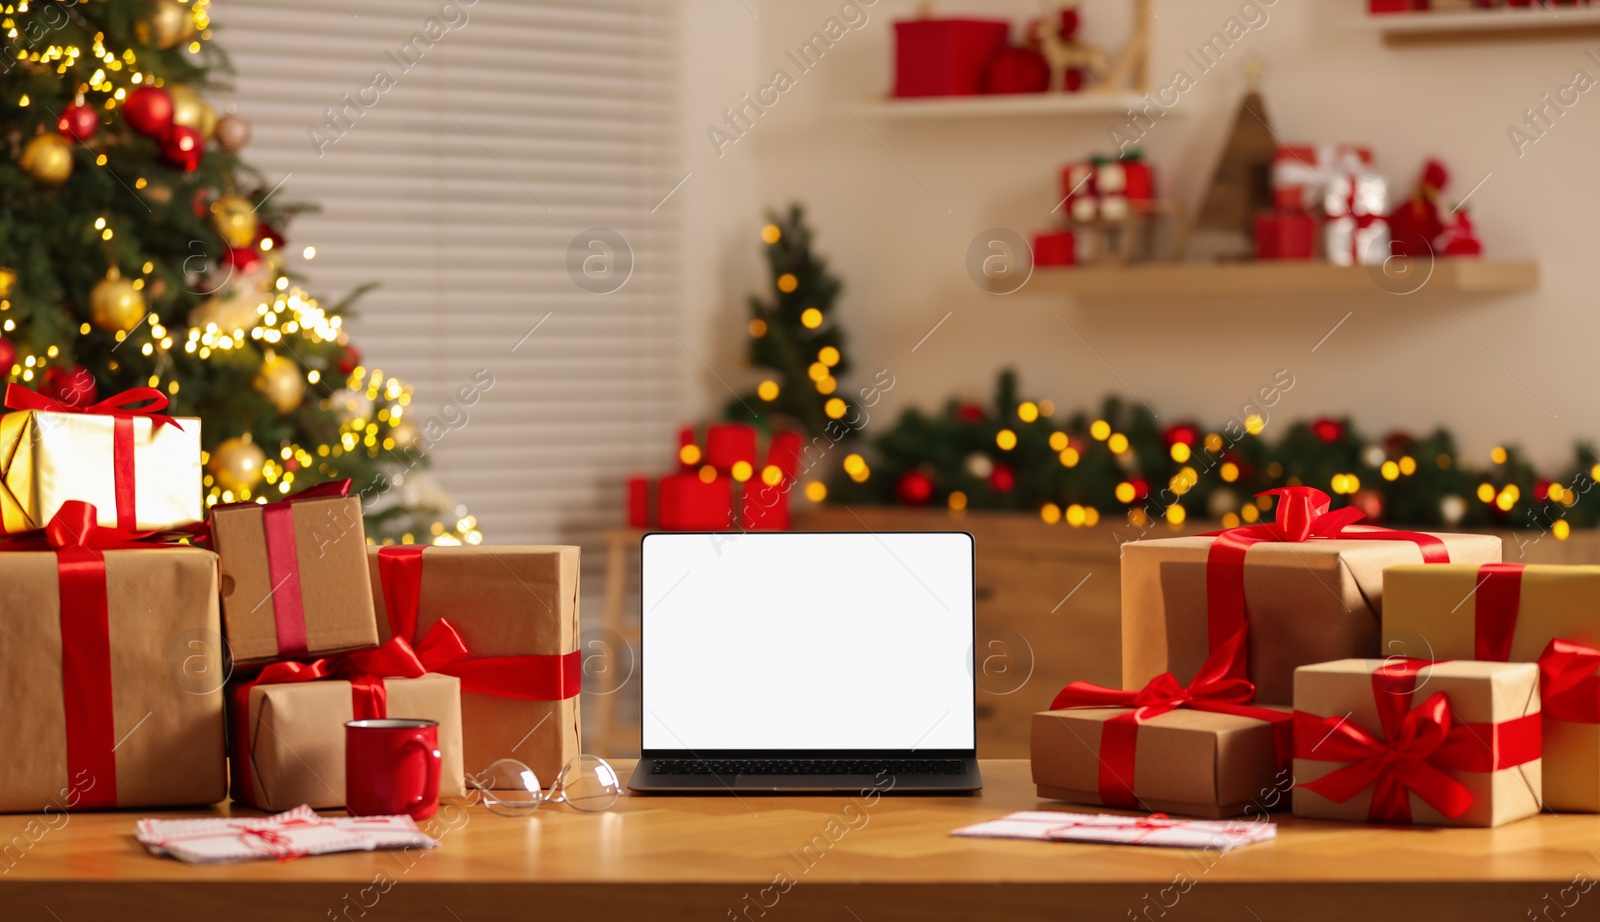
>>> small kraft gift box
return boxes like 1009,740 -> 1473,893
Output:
1384,562 -> 1600,811
229,651 -> 465,812
208,479 -> 380,665
0,384 -> 201,535
1122,486 -> 1501,705
1293,658 -> 1541,828
0,502 -> 225,812
1033,635 -> 1292,819
369,545 -> 581,787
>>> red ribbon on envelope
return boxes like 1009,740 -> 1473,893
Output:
374,545 -> 582,702
1200,486 -> 1450,682
1293,658 -> 1539,823
1049,629 -> 1292,809
0,500 -> 175,809
4,384 -> 184,532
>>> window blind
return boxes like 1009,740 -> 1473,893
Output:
215,0 -> 685,550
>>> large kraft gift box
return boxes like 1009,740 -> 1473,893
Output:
210,483 -> 379,664
0,527 -> 225,811
1122,487 -> 1500,705
1293,659 -> 1541,827
0,384 -> 201,535
368,545 -> 581,785
230,672 -> 465,811
1384,562 -> 1600,811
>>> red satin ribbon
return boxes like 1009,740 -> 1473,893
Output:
211,479 -> 353,658
1293,658 -> 1540,823
1049,630 -> 1292,809
4,384 -> 185,533
232,619 -> 476,803
0,501 -> 171,809
1200,486 -> 1450,682
1466,562 -> 1600,724
374,545 -> 583,702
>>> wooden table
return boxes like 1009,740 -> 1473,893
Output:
4,761 -> 1597,921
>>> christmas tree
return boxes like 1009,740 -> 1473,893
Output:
0,0 -> 475,544
728,204 -> 856,438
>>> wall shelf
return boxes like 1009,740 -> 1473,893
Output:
1356,8 -> 1600,45
1026,259 -> 1539,300
852,92 -> 1150,120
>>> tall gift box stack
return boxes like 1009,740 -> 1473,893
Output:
1030,485 -> 1556,827
0,385 -> 225,812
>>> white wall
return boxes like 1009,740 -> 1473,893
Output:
679,0 -> 1600,470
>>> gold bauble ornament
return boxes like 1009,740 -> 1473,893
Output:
89,276 -> 147,332
214,113 -> 252,153
254,352 -> 306,414
210,195 -> 257,248
20,134 -> 73,186
168,86 -> 216,140
136,0 -> 197,50
210,436 -> 266,493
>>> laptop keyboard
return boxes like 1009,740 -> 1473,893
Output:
651,758 -> 965,777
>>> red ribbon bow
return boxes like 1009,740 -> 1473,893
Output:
1049,631 -> 1292,809
4,383 -> 183,431
0,500 -> 179,810
375,546 -> 583,702
1468,562 -> 1600,725
5,384 -> 186,533
1201,486 -> 1450,683
1293,659 -> 1540,823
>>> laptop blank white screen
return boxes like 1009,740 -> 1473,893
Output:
640,531 -> 976,751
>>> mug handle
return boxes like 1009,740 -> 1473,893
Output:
403,738 -> 442,809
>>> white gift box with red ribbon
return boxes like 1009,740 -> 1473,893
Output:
1272,144 -> 1390,265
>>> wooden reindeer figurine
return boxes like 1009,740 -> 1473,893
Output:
1030,2 -> 1107,93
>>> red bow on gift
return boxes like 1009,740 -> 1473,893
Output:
246,618 -> 475,720
1050,631 -> 1292,809
1293,659 -> 1539,824
5,382 -> 183,431
1201,486 -> 1449,682
1540,638 -> 1600,724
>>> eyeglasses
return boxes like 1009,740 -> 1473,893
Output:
466,755 -> 621,815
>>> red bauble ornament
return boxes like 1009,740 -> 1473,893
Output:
1162,422 -> 1200,447
256,222 -> 285,251
41,365 -> 97,407
0,337 -> 14,373
896,470 -> 934,506
982,46 -> 1049,95
337,344 -> 362,375
956,402 -> 985,423
123,87 -> 175,137
57,104 -> 99,141
988,464 -> 1015,493
1383,430 -> 1416,456
220,244 -> 262,274
1535,479 -> 1552,503
161,125 -> 204,172
1129,478 -> 1150,501
1311,418 -> 1345,444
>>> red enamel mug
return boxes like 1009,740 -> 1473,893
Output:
345,718 -> 442,819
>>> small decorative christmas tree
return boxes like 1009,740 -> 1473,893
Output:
728,204 -> 855,438
0,0 -> 474,543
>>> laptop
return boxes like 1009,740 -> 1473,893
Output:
629,530 -> 981,794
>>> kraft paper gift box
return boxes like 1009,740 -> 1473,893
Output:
0,517 -> 225,812
1121,489 -> 1501,705
369,545 -> 581,787
1031,707 -> 1291,819
1293,659 -> 1541,827
209,483 -> 379,665
0,384 -> 201,536
1384,563 -> 1600,811
230,672 -> 465,812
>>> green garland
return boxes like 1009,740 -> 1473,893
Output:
826,369 -> 1593,534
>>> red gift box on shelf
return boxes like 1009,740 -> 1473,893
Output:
627,424 -> 803,531
1032,230 -> 1076,267
1061,154 -> 1155,222
893,18 -> 1010,98
1369,0 -> 1429,12
1254,211 -> 1316,260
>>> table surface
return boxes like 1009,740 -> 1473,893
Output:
4,760 -> 1599,921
